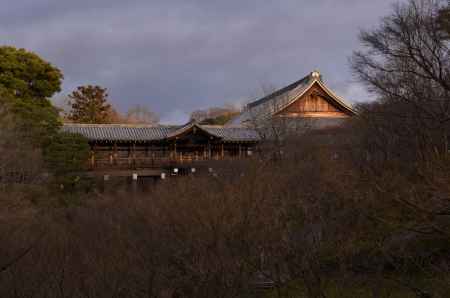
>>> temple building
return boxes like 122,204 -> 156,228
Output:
229,70 -> 356,127
62,71 -> 355,171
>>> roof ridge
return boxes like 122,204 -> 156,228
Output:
63,123 -> 177,128
62,123 -> 260,142
199,124 -> 227,128
246,73 -> 312,109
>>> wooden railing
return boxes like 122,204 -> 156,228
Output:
89,152 -> 252,170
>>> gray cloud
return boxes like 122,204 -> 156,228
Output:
0,0 -> 395,123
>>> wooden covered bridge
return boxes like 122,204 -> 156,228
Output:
62,122 -> 260,176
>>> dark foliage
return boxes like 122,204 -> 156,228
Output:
0,46 -> 62,100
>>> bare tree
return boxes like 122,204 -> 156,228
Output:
125,104 -> 160,125
244,85 -> 311,161
190,105 -> 239,125
0,102 -> 45,188
351,0 -> 450,161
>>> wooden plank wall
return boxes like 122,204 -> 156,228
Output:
278,84 -> 349,117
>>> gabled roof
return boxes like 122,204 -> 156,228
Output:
228,71 -> 356,126
247,75 -> 311,109
166,122 -> 200,139
62,124 -> 175,142
165,122 -> 259,142
62,123 -> 260,142
200,125 -> 260,142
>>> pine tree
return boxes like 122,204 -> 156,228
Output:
68,85 -> 114,123
0,46 -> 63,100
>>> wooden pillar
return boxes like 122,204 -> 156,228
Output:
127,143 -> 132,167
238,143 -> 242,158
90,147 -> 95,169
132,142 -> 136,168
144,143 -> 149,167
151,143 -> 155,167
208,141 -> 212,159
109,144 -> 113,165
173,140 -> 177,161
165,145 -> 169,161
221,143 -> 224,159
131,173 -> 138,195
113,142 -> 118,165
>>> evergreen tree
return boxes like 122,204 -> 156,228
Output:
0,46 -> 63,100
0,47 -> 90,194
68,85 -> 114,123
0,46 -> 63,146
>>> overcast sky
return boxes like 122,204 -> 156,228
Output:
0,0 -> 396,123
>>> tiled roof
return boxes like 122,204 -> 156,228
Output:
228,71 -> 355,126
62,124 -> 175,142
228,75 -> 312,125
201,125 -> 260,142
166,122 -> 197,139
247,74 -> 311,109
62,123 -> 260,142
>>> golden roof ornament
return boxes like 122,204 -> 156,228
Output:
311,70 -> 321,79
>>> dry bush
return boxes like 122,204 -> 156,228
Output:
0,136 -> 355,297
0,122 -> 449,298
